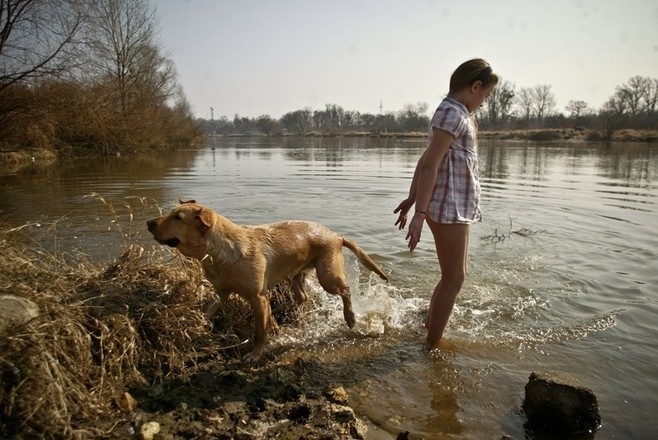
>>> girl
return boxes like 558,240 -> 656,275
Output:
394,58 -> 499,348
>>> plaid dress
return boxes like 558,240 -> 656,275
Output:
427,98 -> 482,224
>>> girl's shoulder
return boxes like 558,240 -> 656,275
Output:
435,97 -> 468,115
431,98 -> 470,134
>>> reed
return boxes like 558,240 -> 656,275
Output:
481,215 -> 547,244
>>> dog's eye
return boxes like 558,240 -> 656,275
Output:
174,213 -> 184,221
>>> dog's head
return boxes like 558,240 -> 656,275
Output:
147,199 -> 216,259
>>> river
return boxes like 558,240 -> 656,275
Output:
1,136 -> 656,439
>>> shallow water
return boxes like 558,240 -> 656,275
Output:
1,136 -> 656,439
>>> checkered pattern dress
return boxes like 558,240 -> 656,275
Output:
426,98 -> 482,224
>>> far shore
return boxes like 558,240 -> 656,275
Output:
2,128 -> 656,172
212,127 -> 658,143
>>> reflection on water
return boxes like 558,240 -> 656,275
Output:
1,137 -> 657,439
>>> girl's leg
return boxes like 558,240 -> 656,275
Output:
425,221 -> 470,347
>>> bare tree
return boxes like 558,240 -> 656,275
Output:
281,108 -> 313,133
86,0 -> 174,118
530,84 -> 556,123
256,115 -> 280,135
482,79 -> 515,127
397,102 -> 429,132
616,76 -> 648,117
645,78 -> 658,117
565,100 -> 591,118
0,0 -> 89,91
515,87 -> 533,126
598,94 -> 628,138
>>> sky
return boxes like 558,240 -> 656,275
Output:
157,0 -> 658,120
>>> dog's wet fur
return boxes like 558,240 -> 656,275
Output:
147,200 -> 388,362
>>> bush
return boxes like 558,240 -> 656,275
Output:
527,130 -> 561,141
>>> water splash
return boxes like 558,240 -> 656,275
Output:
271,253 -> 423,351
272,249 -> 620,356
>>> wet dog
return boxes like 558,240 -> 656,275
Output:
147,200 -> 388,362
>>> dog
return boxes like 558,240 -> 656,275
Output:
147,200 -> 388,362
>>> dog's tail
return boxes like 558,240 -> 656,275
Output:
342,237 -> 389,282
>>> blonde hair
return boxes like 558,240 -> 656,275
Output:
449,58 -> 499,92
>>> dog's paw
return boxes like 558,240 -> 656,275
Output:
243,346 -> 266,363
344,309 -> 356,329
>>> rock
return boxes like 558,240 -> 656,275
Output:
523,370 -> 601,436
116,391 -> 138,413
329,403 -> 356,423
0,295 -> 39,332
139,421 -> 160,440
325,385 -> 349,405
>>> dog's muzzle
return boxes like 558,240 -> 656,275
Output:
147,220 -> 181,248
159,238 -> 181,247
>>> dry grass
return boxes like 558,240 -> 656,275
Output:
0,149 -> 57,172
0,214 -> 302,438
479,128 -> 658,143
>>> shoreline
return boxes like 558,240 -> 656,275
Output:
1,129 -> 656,173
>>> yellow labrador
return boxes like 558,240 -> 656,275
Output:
147,200 -> 388,362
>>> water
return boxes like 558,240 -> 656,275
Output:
1,137 -> 656,439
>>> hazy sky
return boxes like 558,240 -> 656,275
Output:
158,0 -> 658,120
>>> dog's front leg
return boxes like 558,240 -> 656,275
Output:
244,293 -> 270,362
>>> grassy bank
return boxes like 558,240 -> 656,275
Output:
0,149 -> 57,172
0,222 -> 372,439
478,128 -> 658,143
202,128 -> 658,142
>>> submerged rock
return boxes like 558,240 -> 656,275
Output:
523,370 -> 601,436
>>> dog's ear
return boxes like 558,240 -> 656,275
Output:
179,198 -> 197,205
195,208 -> 213,232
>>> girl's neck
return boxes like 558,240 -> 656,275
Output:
447,90 -> 469,107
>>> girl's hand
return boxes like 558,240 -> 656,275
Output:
393,198 -> 414,230
405,212 -> 425,252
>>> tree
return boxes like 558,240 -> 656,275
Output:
482,79 -> 515,128
565,100 -> 590,118
256,115 -> 280,135
515,87 -> 533,126
314,104 -> 345,131
645,78 -> 658,119
86,0 -> 174,118
233,114 -> 255,133
0,0 -> 89,92
280,108 -> 312,133
616,76 -> 648,117
530,84 -> 556,124
599,94 -> 627,139
396,102 -> 429,132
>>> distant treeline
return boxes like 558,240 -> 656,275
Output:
0,0 -> 200,155
2,1 -> 655,157
198,76 -> 658,139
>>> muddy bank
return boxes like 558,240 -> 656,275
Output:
112,359 -> 376,439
